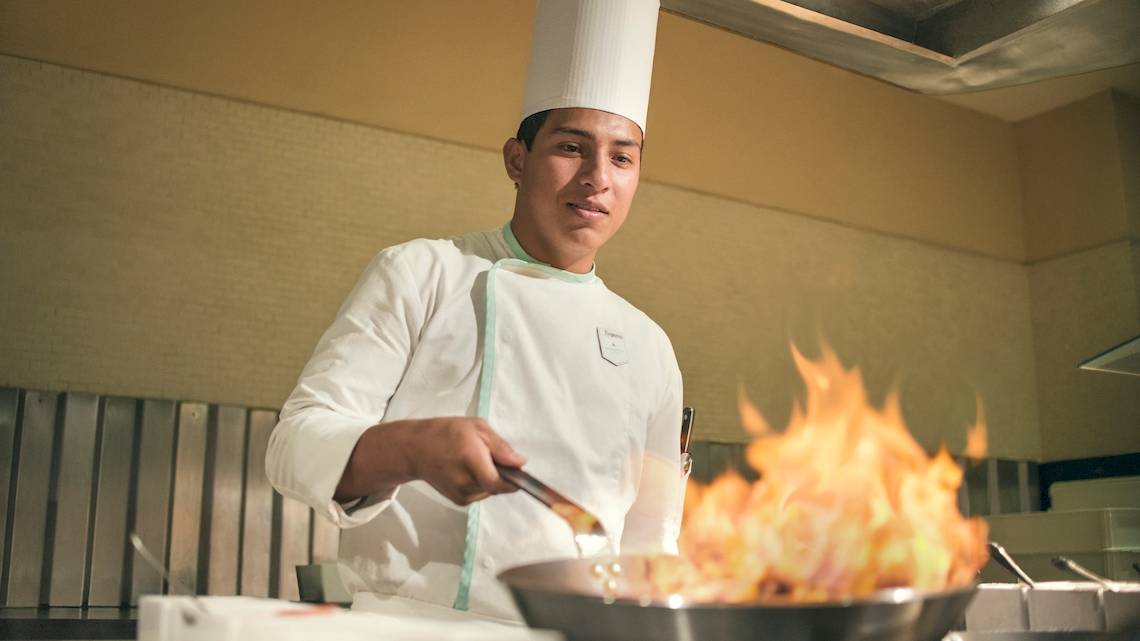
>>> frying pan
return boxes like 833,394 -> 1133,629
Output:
499,554 -> 977,641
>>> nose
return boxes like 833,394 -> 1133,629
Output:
579,151 -> 611,191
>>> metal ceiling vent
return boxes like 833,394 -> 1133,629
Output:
661,0 -> 1140,94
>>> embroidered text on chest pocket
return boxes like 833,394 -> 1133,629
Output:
597,327 -> 628,366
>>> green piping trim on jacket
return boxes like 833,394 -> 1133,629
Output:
453,502 -> 482,610
453,236 -> 596,611
453,262 -> 500,611
500,222 -> 596,283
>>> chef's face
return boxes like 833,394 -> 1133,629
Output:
504,108 -> 643,273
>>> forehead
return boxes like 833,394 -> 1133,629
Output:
537,108 -> 644,146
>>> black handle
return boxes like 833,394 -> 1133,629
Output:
681,406 -> 695,454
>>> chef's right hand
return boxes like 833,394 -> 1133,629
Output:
334,417 -> 527,507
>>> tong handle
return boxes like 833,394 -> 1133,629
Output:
1052,555 -> 1115,588
988,541 -> 1036,588
495,463 -> 605,536
496,463 -> 558,509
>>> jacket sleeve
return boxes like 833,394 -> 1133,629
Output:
620,333 -> 685,554
266,245 -> 425,528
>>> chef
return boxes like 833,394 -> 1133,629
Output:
266,0 -> 683,622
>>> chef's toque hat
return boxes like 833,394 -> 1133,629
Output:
520,0 -> 661,135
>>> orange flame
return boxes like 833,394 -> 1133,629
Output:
737,382 -> 770,436
656,344 -> 989,602
964,395 -> 987,460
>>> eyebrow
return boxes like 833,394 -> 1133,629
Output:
551,126 -> 642,148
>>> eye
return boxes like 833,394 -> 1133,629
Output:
613,154 -> 634,166
558,142 -> 581,154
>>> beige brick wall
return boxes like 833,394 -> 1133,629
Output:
1028,241 -> 1140,460
1018,93 -> 1140,459
0,0 -> 1026,261
1,55 -> 1043,457
1,56 -> 512,407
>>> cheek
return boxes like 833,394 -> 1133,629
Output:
529,162 -> 576,195
614,174 -> 639,207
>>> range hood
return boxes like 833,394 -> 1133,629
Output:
1080,335 -> 1140,377
660,0 -> 1140,94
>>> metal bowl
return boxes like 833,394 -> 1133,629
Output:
499,554 -> 977,641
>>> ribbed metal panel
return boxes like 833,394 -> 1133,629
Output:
206,406 -> 246,596
240,410 -> 276,597
130,399 -> 176,603
277,495 -> 310,601
0,384 -> 1052,612
49,392 -> 100,606
4,391 -> 58,606
87,397 -> 137,606
167,403 -> 208,594
0,388 -> 20,598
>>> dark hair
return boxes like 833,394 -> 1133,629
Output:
515,110 -> 552,150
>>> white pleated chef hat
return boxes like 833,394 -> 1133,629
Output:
520,0 -> 661,135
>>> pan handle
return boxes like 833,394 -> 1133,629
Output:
681,407 -> 695,478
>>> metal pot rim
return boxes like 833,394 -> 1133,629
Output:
497,554 -> 978,611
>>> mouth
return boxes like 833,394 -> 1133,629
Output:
567,201 -> 609,219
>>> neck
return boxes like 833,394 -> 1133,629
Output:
508,218 -> 595,274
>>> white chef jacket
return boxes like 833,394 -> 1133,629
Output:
266,223 -> 683,620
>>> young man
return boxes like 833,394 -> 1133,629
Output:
266,0 -> 681,621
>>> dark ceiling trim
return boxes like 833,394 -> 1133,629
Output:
782,0 -> 916,43
916,0 -> 1084,57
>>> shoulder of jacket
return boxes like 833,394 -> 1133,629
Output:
373,235 -> 473,271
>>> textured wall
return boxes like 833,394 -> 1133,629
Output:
0,57 -> 513,406
0,56 -> 1042,456
1017,92 -> 1140,460
0,0 -> 1025,260
1027,242 -> 1140,460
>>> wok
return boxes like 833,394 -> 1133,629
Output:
499,554 -> 977,641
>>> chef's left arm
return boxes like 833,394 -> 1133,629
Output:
620,335 -> 684,554
265,247 -> 422,528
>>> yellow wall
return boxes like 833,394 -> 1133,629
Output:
2,2 -> 1135,461
0,0 -> 1025,260
0,55 -> 1040,458
1017,92 -> 1140,460
1018,93 -> 1133,262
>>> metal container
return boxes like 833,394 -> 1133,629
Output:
499,554 -> 976,641
965,582 -> 1140,637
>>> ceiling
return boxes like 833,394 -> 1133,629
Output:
663,0 -> 1140,122
935,62 -> 1140,122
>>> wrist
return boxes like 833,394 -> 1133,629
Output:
370,420 -> 419,485
335,421 -> 418,501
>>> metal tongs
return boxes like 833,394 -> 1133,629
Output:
1053,555 -> 1121,589
495,463 -> 606,537
498,407 -> 696,555
988,541 -> 1037,587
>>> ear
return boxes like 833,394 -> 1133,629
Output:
503,137 -> 527,186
